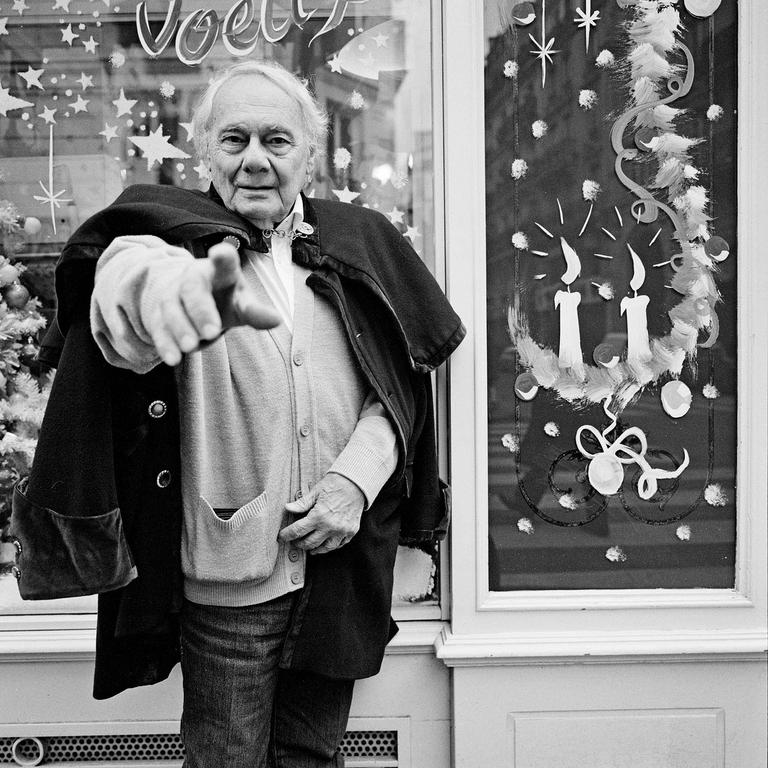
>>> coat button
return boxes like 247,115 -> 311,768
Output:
299,423 -> 310,437
294,489 -> 303,501
156,470 -> 172,488
11,565 -> 21,580
12,538 -> 21,555
290,572 -> 302,585
149,400 -> 167,418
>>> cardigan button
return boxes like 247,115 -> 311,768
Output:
299,423 -> 310,437
156,470 -> 172,488
148,400 -> 167,419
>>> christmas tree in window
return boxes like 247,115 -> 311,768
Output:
0,190 -> 50,577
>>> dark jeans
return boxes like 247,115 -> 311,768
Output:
180,594 -> 354,768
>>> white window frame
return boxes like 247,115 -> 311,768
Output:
437,0 -> 767,665
0,0 -> 451,656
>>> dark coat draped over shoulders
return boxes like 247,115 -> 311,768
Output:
10,184 -> 464,699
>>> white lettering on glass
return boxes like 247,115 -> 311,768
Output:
136,0 -> 369,65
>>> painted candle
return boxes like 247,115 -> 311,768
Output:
554,237 -> 583,369
620,244 -> 652,362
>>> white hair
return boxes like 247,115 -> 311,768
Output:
191,60 -> 328,163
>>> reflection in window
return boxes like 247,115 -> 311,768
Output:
485,0 -> 737,590
0,0 -> 438,613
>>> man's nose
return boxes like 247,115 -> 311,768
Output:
241,138 -> 270,172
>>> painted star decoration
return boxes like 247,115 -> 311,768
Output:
405,225 -> 420,242
18,66 -> 44,90
331,186 -> 360,204
68,95 -> 89,113
529,33 -> 559,88
373,32 -> 389,47
82,36 -> 99,55
12,0 -> 29,15
38,105 -> 57,124
112,88 -> 137,117
0,17 -> 8,36
61,23 -> 79,46
328,54 -> 342,74
386,206 -> 405,225
99,123 -> 119,142
574,0 -> 601,53
76,72 -> 94,90
52,0 -> 71,10
0,80 -> 33,116
128,125 -> 191,170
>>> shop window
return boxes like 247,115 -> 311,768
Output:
484,1 -> 737,590
0,0 -> 440,615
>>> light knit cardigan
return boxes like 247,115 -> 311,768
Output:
90,234 -> 398,606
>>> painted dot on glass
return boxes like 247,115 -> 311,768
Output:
140,111 -> 147,118
180,174 -> 186,180
148,101 -> 155,107
21,113 -> 29,120
78,23 -> 86,29
93,10 -> 100,17
126,119 -> 134,127
27,123 -> 33,130
51,77 -> 58,84
127,149 -> 135,156
61,73 -> 67,79
358,44 -> 365,51
52,95 -> 59,101
347,28 -> 354,35
96,21 -> 102,27
65,89 -> 72,96
361,182 -> 367,189
114,5 -> 120,10
43,58 -> 49,64
176,163 -> 185,172
150,110 -> 158,118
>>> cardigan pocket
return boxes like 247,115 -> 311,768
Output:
182,493 -> 279,584
9,478 -> 137,600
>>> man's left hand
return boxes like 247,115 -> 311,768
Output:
280,473 -> 365,555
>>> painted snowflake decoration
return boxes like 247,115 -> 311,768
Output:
582,179 -> 601,201
501,432 -> 519,452
159,81 -> 176,99
558,493 -> 577,510
702,383 -> 719,399
517,517 -> 534,535
704,483 -> 727,507
532,119 -> 548,139
706,104 -> 724,121
512,232 -> 529,250
676,524 -> 691,541
579,89 -> 598,110
349,91 -> 367,110
544,421 -> 560,437
108,50 -> 126,68
511,159 -> 528,180
605,545 -> 627,563
595,49 -> 615,68
504,60 -> 519,79
333,147 -> 352,170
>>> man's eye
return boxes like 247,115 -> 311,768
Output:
222,134 -> 245,145
268,136 -> 290,147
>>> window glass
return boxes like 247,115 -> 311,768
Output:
485,0 -> 737,590
0,0 -> 438,613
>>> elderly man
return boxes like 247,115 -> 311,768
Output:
11,61 -> 463,767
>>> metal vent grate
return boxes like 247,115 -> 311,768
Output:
0,730 -> 397,765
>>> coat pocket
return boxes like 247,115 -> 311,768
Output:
9,478 -> 137,600
182,492 -> 280,584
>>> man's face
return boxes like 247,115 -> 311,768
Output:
206,74 -> 312,228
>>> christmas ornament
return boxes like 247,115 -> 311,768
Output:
3,284 -> 30,308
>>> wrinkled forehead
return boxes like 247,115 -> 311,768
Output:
211,74 -> 306,134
